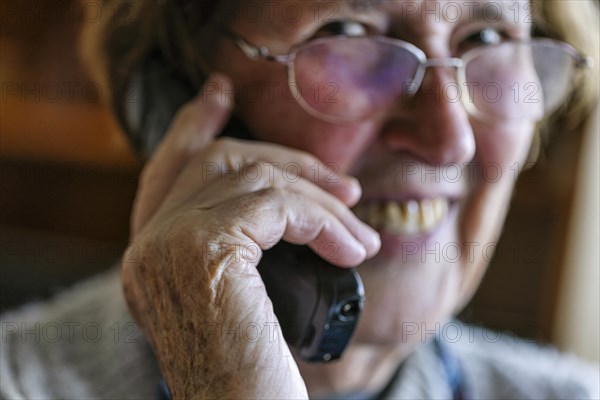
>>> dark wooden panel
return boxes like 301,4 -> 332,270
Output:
1,158 -> 140,242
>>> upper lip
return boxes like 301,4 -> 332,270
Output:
357,192 -> 461,205
356,180 -> 464,205
351,157 -> 466,204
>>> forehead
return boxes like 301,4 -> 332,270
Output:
234,0 -> 530,17
232,0 -> 530,35
316,0 -> 527,12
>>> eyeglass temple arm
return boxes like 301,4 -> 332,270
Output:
222,29 -> 291,64
576,54 -> 594,69
223,29 -> 594,71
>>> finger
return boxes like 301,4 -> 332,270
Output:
181,139 -> 363,206
252,164 -> 381,258
183,162 -> 380,259
131,73 -> 233,237
244,143 -> 362,206
225,188 -> 373,267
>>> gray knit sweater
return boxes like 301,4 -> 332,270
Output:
1,267 -> 598,399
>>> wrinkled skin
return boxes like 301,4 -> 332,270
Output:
123,1 -> 537,398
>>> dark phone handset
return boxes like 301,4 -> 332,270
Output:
220,116 -> 365,362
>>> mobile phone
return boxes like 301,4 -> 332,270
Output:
258,242 -> 364,362
221,116 -> 365,362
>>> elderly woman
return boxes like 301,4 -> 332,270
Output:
1,0 -> 599,398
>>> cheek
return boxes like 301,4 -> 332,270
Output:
456,121 -> 536,293
473,121 -> 536,170
235,77 -> 380,171
466,120 -> 536,240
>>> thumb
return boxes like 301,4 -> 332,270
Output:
131,73 -> 234,237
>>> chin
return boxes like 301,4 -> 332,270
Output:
352,254 -> 463,348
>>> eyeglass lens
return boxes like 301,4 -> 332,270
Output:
290,37 -> 576,123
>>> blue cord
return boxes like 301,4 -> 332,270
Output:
433,337 -> 469,400
158,379 -> 171,400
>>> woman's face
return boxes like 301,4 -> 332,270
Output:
212,0 -> 535,349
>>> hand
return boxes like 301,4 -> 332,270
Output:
122,73 -> 380,399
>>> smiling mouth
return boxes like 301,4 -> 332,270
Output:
353,198 -> 450,236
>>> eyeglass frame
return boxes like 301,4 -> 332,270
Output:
223,29 -> 593,124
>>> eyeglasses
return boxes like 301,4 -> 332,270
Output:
225,30 -> 592,124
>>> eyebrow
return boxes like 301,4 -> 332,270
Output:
315,0 -> 383,14
326,0 -> 519,25
347,0 -> 384,12
465,1 -> 514,24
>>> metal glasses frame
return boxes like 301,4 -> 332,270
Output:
224,30 -> 593,124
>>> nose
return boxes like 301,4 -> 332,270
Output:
381,66 -> 476,166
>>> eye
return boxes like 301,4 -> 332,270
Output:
313,21 -> 369,38
457,28 -> 507,53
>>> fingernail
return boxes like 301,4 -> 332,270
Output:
363,227 -> 381,257
343,176 -> 362,204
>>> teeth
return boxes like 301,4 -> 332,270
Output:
404,200 -> 420,235
432,197 -> 448,222
383,201 -> 402,234
419,199 -> 435,230
355,198 -> 450,236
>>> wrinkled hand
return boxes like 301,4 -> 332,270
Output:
122,74 -> 380,399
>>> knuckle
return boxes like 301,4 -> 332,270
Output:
224,187 -> 286,222
252,186 -> 286,202
294,149 -> 319,167
199,138 -> 234,162
240,160 -> 267,175
211,137 -> 236,152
